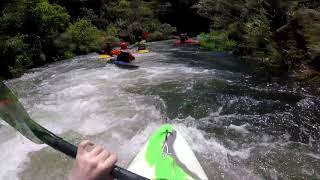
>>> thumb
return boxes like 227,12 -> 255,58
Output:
77,140 -> 93,155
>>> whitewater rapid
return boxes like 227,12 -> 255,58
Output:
1,40 -> 319,179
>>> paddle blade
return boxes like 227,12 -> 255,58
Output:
0,82 -> 149,180
0,81 -> 43,144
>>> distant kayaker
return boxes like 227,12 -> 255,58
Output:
102,42 -> 113,55
136,36 -> 147,51
180,33 -> 188,43
70,140 -> 117,180
110,42 -> 135,63
111,42 -> 128,56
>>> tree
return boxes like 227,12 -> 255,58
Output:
0,0 -> 70,78
64,19 -> 105,54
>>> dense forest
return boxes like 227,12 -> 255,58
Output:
0,0 -> 319,83
197,0 -> 320,81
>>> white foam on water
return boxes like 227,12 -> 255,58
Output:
228,124 -> 250,134
118,122 -> 161,166
0,130 -> 45,180
209,106 -> 223,117
173,124 -> 252,160
171,124 -> 260,179
301,168 -> 320,178
2,59 -> 170,178
305,153 -> 320,160
17,71 -> 43,81
133,51 -> 158,58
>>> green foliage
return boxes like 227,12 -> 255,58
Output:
32,1 -> 71,62
145,22 -> 176,41
105,24 -> 119,37
105,0 -> 176,41
158,23 -> 176,39
196,0 -> 247,29
0,35 -> 32,77
1,0 -> 313,80
33,1 -> 70,35
0,0 -> 178,78
199,32 -> 237,51
195,0 -> 312,74
196,0 -> 268,48
8,54 -> 32,77
243,15 -> 271,49
64,19 -> 105,54
258,47 -> 285,74
0,0 -> 72,78
147,31 -> 165,42
111,0 -> 153,21
226,22 -> 245,42
53,32 -> 75,59
0,1 -> 27,36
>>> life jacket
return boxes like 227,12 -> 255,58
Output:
111,42 -> 129,56
111,48 -> 121,56
116,51 -> 135,63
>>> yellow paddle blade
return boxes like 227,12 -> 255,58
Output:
98,54 -> 111,59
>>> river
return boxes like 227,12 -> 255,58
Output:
0,40 -> 319,180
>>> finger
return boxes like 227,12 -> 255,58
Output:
102,153 -> 117,170
90,145 -> 104,157
96,150 -> 111,162
78,140 -> 93,155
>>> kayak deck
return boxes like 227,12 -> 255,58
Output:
113,61 -> 139,69
128,124 -> 208,180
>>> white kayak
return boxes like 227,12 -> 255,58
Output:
128,124 -> 208,180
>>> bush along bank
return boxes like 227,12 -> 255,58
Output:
196,0 -> 320,82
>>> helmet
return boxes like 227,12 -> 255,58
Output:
120,42 -> 128,50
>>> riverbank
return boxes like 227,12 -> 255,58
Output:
197,2 -> 320,86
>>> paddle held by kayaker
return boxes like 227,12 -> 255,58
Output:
69,140 -> 117,180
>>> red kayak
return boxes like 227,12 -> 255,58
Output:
174,38 -> 199,45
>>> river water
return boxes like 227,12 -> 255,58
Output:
0,40 -> 320,180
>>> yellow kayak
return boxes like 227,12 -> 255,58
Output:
136,49 -> 149,54
98,54 -> 111,59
